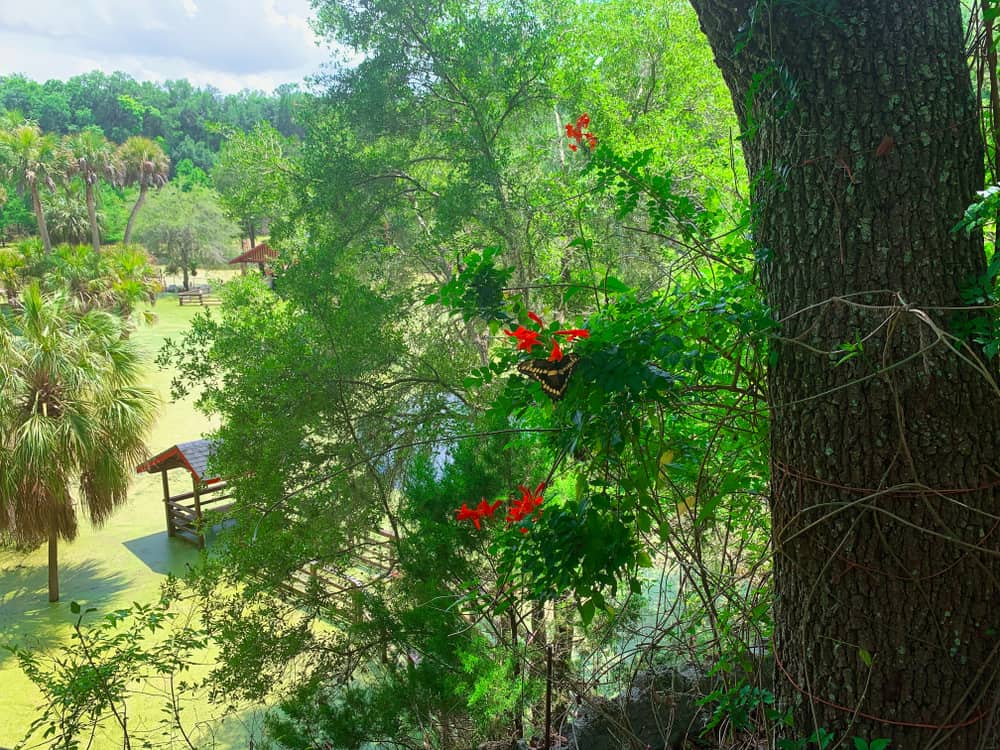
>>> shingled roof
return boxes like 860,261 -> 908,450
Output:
228,242 -> 278,265
136,439 -> 222,484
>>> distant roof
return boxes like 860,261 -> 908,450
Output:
136,439 -> 222,483
228,242 -> 278,265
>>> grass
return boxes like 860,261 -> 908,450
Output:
0,293 -> 258,748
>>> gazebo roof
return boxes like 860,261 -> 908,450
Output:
228,242 -> 278,265
136,439 -> 222,484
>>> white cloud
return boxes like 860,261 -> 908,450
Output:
0,0 -> 330,93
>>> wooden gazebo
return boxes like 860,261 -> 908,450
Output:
228,242 -> 278,276
136,440 -> 232,548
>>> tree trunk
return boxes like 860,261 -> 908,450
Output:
86,181 -> 100,255
689,1 -> 1000,746
123,183 -> 148,245
31,185 -> 52,254
48,526 -> 59,603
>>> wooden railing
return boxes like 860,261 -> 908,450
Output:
277,530 -> 398,603
164,480 -> 233,548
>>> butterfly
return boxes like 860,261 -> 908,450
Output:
517,353 -> 580,400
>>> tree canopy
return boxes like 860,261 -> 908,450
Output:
8,2 -> 1000,749
0,72 -> 306,172
132,183 -> 236,289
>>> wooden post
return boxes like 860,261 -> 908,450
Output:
192,477 -> 204,549
161,471 -> 174,537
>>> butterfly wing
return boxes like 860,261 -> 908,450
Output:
517,353 -> 580,400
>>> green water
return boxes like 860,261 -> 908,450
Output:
0,298 -> 257,748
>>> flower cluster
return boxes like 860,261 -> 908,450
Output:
455,482 -> 546,534
565,113 -> 597,151
504,311 -> 589,362
506,482 -> 545,533
455,498 -> 503,529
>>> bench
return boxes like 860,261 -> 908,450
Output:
178,291 -> 221,306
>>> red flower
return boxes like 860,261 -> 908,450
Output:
504,325 -> 542,352
506,506 -> 527,523
555,328 -> 590,343
456,503 -> 481,529
521,482 -> 545,507
548,339 -> 564,362
565,114 -> 596,154
527,310 -> 545,328
477,498 -> 503,519
507,482 -> 545,526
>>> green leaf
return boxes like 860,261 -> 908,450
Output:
579,598 -> 596,626
858,647 -> 873,667
69,601 -> 81,614
696,494 -> 722,526
603,276 -> 629,294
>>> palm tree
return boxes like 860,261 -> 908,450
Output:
119,137 -> 169,245
0,123 -> 62,254
100,245 -> 160,319
45,187 -> 93,246
0,284 -> 158,601
65,128 -> 120,255
0,244 -> 24,304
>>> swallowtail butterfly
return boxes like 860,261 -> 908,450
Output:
517,353 -> 580,400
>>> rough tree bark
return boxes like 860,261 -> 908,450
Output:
31,185 -> 53,254
688,2 -> 1000,747
123,183 -> 147,246
48,527 -> 59,602
85,180 -> 101,255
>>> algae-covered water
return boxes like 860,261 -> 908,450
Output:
0,296 -> 258,748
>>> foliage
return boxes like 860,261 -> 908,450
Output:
142,2 -> 773,748
953,186 -> 1000,356
0,176 -> 36,240
63,126 -> 120,252
212,122 -> 295,246
8,586 -> 211,750
174,158 -> 212,191
9,1 -> 780,747
0,283 -> 158,600
43,185 -> 95,245
0,240 -> 159,317
118,135 -> 170,245
0,72 -> 307,172
133,183 -> 236,288
0,121 -> 62,252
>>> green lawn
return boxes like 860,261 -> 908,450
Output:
0,296 -> 256,748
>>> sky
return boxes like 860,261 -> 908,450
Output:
0,0 -> 334,94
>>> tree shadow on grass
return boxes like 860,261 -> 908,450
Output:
0,559 -> 131,667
